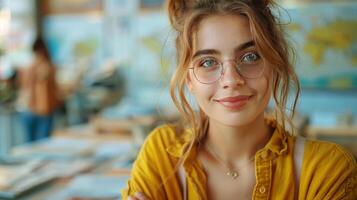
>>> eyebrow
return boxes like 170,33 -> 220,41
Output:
192,40 -> 255,59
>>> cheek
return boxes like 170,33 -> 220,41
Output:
190,81 -> 216,106
193,84 -> 213,100
248,70 -> 272,101
260,71 -> 273,103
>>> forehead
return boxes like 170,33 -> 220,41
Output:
194,14 -> 252,52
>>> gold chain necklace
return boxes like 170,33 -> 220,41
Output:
205,144 -> 255,180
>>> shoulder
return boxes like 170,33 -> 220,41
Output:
136,124 -> 186,161
147,124 -> 178,140
143,124 -> 181,149
302,139 -> 357,198
304,139 -> 356,167
122,124 -> 181,199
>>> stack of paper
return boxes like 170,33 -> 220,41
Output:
48,174 -> 129,200
11,138 -> 96,160
0,159 -> 58,199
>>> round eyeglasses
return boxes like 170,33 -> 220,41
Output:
188,53 -> 265,84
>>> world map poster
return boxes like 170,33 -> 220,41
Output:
287,3 -> 357,89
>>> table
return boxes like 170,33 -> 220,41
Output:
1,122 -> 136,200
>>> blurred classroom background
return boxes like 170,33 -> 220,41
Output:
0,0 -> 356,199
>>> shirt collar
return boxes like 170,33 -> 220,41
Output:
166,128 -> 193,158
263,118 -> 288,156
166,118 -> 288,158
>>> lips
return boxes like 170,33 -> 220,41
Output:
217,95 -> 251,102
215,95 -> 251,110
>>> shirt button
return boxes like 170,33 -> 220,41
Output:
259,186 -> 266,194
261,151 -> 268,159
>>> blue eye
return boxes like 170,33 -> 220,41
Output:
200,58 -> 218,68
241,52 -> 261,63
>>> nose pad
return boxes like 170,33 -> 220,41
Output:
220,61 -> 245,87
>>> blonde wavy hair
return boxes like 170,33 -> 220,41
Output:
167,0 -> 300,147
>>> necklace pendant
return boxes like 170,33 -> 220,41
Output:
226,170 -> 239,179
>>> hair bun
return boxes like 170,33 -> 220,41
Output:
253,0 -> 271,8
167,0 -> 195,31
168,0 -> 271,30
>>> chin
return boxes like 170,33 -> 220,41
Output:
210,110 -> 260,127
221,118 -> 256,128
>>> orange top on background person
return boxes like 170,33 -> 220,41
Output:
17,37 -> 59,142
122,0 -> 357,199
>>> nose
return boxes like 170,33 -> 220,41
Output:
219,61 -> 245,88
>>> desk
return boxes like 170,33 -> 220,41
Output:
53,123 -> 133,142
1,123 -> 136,200
2,116 -> 159,199
53,115 -> 157,146
17,157 -> 131,200
0,105 -> 17,157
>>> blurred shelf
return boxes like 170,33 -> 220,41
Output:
306,125 -> 357,137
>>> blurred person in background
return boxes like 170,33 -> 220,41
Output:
16,37 -> 59,142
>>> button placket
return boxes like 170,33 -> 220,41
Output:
253,157 -> 272,199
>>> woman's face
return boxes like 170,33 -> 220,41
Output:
186,14 -> 272,127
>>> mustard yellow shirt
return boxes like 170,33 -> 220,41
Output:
121,121 -> 357,200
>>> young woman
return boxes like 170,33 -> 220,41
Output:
17,37 -> 59,142
122,0 -> 357,199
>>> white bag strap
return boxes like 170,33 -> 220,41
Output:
294,136 -> 306,200
178,165 -> 187,200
